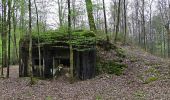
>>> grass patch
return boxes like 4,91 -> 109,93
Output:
133,90 -> 146,100
144,67 -> 160,75
138,67 -> 160,84
45,96 -> 52,100
96,95 -> 102,100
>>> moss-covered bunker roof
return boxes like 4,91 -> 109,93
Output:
21,30 -> 97,50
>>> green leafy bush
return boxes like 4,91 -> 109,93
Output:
115,48 -> 126,58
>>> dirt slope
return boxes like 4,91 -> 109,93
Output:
0,46 -> 170,100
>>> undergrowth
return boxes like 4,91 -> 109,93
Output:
97,60 -> 127,75
96,46 -> 127,75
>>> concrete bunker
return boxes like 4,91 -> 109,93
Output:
19,31 -> 96,80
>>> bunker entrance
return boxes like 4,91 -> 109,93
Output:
34,59 -> 43,66
52,58 -> 70,77
58,59 -> 70,67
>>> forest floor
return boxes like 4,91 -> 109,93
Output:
0,45 -> 170,100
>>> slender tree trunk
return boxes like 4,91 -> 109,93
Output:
149,2 -> 152,53
123,0 -> 127,44
159,2 -> 166,58
72,0 -> 76,29
114,0 -> 121,42
7,0 -> 11,78
58,0 -> 63,27
2,0 -> 8,76
28,0 -> 33,83
132,12 -> 135,42
113,0 -> 117,33
168,34 -> 170,58
85,0 -> 96,32
68,0 -> 74,82
168,0 -> 170,58
135,0 -> 140,45
34,0 -> 41,76
1,1 -> 4,76
102,0 -> 109,42
12,4 -> 19,62
20,0 -> 25,36
142,0 -> 146,50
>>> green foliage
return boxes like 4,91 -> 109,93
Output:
138,67 -> 160,84
0,27 -> 21,65
107,61 -> 127,75
45,96 -> 52,100
29,30 -> 96,48
97,60 -> 127,76
57,25 -> 69,33
144,76 -> 158,84
96,44 -> 126,75
96,95 -> 102,100
97,39 -> 115,51
115,48 -> 126,58
114,32 -> 124,42
29,77 -> 39,85
133,90 -> 146,100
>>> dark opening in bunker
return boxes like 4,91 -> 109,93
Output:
57,59 -> 70,67
34,59 -> 43,65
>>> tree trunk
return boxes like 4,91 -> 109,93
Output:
142,0 -> 146,50
72,0 -> 76,29
28,0 -> 33,84
102,0 -> 109,42
34,0 -> 42,76
123,0 -> 127,44
7,0 -> 11,78
12,3 -> 19,62
68,0 -> 74,82
114,0 -> 121,42
20,0 -> 25,36
58,0 -> 63,27
85,0 -> 96,32
2,0 -> 8,76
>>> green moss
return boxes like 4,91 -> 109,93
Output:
144,76 -> 158,84
29,77 -> 39,85
96,60 -> 127,76
45,96 -> 52,100
21,30 -> 97,50
107,61 -> 127,75
138,68 -> 160,84
96,95 -> 102,100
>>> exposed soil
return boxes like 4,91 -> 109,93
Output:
0,46 -> 170,100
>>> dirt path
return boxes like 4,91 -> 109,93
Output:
0,46 -> 170,100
